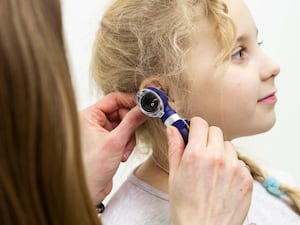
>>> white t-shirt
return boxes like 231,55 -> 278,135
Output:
101,169 -> 300,225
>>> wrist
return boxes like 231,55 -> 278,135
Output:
90,189 -> 107,205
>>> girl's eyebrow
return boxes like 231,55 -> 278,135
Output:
236,28 -> 259,44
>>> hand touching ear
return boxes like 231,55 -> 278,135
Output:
80,92 -> 147,203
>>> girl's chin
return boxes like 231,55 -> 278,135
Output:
226,121 -> 276,141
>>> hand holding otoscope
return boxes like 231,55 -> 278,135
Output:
136,87 -> 253,225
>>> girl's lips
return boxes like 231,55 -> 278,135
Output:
258,94 -> 277,104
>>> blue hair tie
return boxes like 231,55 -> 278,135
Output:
263,176 -> 285,197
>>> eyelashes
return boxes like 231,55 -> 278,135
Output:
231,41 -> 264,61
258,40 -> 264,47
231,47 -> 247,60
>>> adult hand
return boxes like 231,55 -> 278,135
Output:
80,92 -> 147,204
167,117 -> 253,225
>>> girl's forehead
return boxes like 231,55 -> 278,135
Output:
225,0 -> 256,32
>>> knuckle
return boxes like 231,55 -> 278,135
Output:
230,161 -> 240,176
185,150 -> 202,164
243,176 -> 254,192
208,154 -> 225,169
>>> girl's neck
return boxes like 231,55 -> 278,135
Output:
135,156 -> 169,193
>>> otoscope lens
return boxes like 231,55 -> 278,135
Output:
141,92 -> 159,113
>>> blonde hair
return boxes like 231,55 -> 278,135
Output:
0,0 -> 101,224
91,0 -> 300,214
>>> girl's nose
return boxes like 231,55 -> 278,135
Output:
260,52 -> 280,81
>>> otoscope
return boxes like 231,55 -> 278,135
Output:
136,87 -> 189,145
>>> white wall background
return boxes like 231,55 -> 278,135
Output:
62,0 -> 300,199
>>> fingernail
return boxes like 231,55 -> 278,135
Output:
122,150 -> 132,161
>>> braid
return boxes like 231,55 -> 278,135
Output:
238,153 -> 300,215
280,184 -> 300,214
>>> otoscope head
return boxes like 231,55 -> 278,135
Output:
136,87 -> 168,118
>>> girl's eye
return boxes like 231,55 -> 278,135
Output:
258,41 -> 264,47
231,47 -> 246,61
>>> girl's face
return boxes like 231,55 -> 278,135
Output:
184,0 -> 280,140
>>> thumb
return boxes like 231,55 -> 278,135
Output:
111,106 -> 147,142
167,126 -> 185,177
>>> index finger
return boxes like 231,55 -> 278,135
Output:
186,117 -> 209,150
94,92 -> 136,114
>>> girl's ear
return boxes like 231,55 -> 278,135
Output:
139,76 -> 169,93
139,76 -> 178,109
141,76 -> 188,117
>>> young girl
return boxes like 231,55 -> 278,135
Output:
91,0 -> 300,224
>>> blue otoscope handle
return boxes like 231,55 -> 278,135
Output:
172,119 -> 189,145
147,87 -> 189,145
